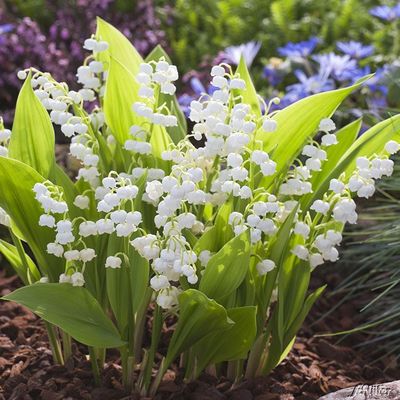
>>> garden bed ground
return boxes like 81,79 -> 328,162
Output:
0,268 -> 398,400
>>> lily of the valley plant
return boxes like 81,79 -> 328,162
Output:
0,18 -> 399,396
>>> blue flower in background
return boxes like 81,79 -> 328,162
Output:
336,41 -> 374,59
286,69 -> 335,98
345,65 -> 372,83
223,41 -> 261,67
369,4 -> 400,21
263,65 -> 284,86
278,37 -> 320,58
0,23 -> 13,45
178,77 -> 217,116
0,24 -> 13,35
313,53 -> 358,81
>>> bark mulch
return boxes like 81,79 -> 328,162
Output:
0,269 -> 398,400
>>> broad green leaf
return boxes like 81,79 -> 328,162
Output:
0,157 -> 64,280
96,17 -> 143,76
9,72 -> 55,178
235,56 -> 261,117
277,256 -> 310,342
214,200 -> 234,249
284,285 -> 326,347
256,76 -> 371,189
3,283 -> 125,348
193,306 -> 257,375
164,289 -> 232,368
145,45 -> 187,143
255,207 -> 297,331
103,57 -> 140,145
0,239 -> 40,284
50,164 -> 82,219
193,226 -> 218,255
128,244 -> 150,315
262,285 -> 325,374
149,124 -> 173,171
199,230 -> 251,302
106,234 -> 132,335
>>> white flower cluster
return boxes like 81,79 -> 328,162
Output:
33,182 -> 97,286
131,60 -> 178,128
347,156 -> 394,199
25,52 -> 400,311
228,196 -> 281,244
279,123 -> 337,197
288,138 -> 400,266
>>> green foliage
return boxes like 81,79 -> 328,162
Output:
156,0 -> 380,73
9,72 -> 55,178
3,283 -> 125,348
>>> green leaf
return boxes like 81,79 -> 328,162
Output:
165,289 -> 233,368
103,57 -> 141,145
255,206 -> 297,331
106,234 -> 132,334
0,239 -> 40,284
0,157 -> 64,280
193,306 -> 257,374
3,283 -> 125,348
149,124 -> 173,171
96,17 -> 143,76
50,164 -> 82,219
214,200 -> 234,249
199,230 -> 251,302
193,226 -> 218,255
284,285 -> 326,347
145,45 -> 187,144
263,285 -> 326,374
235,56 -> 261,117
128,244 -> 150,315
9,72 -> 55,178
256,76 -> 371,189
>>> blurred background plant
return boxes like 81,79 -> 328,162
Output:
0,0 -> 167,124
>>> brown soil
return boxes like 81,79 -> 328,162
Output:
0,269 -> 398,400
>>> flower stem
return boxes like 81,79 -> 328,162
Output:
141,305 -> 163,394
88,346 -> 101,386
61,331 -> 73,366
245,333 -> 267,380
44,321 -> 64,365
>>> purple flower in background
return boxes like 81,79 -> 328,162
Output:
369,5 -> 400,21
0,1 -> 167,125
278,37 -> 320,58
313,53 -> 358,81
223,41 -> 261,67
336,41 -> 374,59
